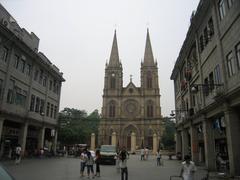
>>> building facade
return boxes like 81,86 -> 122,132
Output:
0,4 -> 65,158
170,0 -> 240,176
98,30 -> 164,154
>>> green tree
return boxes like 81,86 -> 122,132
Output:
161,117 -> 176,150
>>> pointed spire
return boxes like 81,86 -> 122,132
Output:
109,30 -> 120,67
143,28 -> 155,66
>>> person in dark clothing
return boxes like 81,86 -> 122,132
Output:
95,149 -> 101,177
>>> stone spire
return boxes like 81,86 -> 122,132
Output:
143,29 -> 155,66
108,30 -> 120,67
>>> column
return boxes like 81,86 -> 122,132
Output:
111,132 -> 116,146
90,133 -> 96,150
203,119 -> 215,170
152,133 -> 157,155
181,129 -> 189,159
131,132 -> 136,153
190,125 -> 198,163
19,122 -> 29,156
53,129 -> 58,154
224,109 -> 240,176
0,118 -> 4,143
38,126 -> 45,149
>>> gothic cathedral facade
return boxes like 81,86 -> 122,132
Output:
98,30 -> 164,153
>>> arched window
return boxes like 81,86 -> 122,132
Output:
109,101 -> 116,118
147,72 -> 152,89
110,73 -> 116,89
147,100 -> 154,117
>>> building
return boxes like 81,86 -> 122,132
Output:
0,4 -> 65,158
170,0 -> 240,176
98,30 -> 164,154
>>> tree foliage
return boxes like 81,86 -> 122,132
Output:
58,108 -> 100,145
161,118 -> 176,150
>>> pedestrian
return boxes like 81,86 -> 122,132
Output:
80,149 -> 87,177
119,146 -> 129,180
144,147 -> 149,160
15,144 -> 22,164
140,148 -> 144,160
180,155 -> 197,180
156,149 -> 161,166
95,149 -> 101,177
115,150 -> 120,173
86,150 -> 95,179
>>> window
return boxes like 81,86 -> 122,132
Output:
208,18 -> 214,38
147,72 -> 153,89
54,106 -> 57,119
46,102 -> 50,116
227,0 -> 234,8
15,86 -> 22,105
109,102 -> 116,118
20,59 -> 25,73
40,99 -> 45,114
43,75 -> 47,87
14,55 -> 20,69
0,79 -> 3,99
34,70 -> 39,81
204,27 -> 209,45
209,72 -> 214,92
39,69 -> 43,84
30,95 -> 35,111
147,104 -> 153,118
226,52 -> 236,76
49,80 -> 53,91
199,35 -> 204,52
35,97 -> 40,112
110,77 -> 116,89
214,64 -> 222,85
219,0 -> 226,20
236,43 -> 240,69
26,64 -> 31,76
50,104 -> 54,118
1,47 -> 8,62
6,80 -> 15,104
203,78 -> 209,96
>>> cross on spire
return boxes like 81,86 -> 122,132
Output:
130,74 -> 133,82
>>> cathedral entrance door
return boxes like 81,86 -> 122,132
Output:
127,135 -> 131,151
148,136 -> 153,149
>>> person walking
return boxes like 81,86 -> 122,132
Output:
86,150 -> 95,179
156,149 -> 161,166
80,149 -> 87,177
180,155 -> 197,180
140,148 -> 144,160
119,146 -> 129,180
15,144 -> 22,165
95,149 -> 101,177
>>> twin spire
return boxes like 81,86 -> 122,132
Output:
108,29 -> 155,67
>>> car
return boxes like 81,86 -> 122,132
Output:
0,164 -> 15,180
100,145 -> 117,165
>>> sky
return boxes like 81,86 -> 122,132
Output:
1,0 -> 199,116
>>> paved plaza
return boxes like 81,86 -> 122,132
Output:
2,155 -> 208,180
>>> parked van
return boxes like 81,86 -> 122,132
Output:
100,145 -> 117,165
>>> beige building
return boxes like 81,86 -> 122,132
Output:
0,4 -> 65,158
171,0 -> 240,176
98,30 -> 164,153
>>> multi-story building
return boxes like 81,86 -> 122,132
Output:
98,30 -> 164,154
171,0 -> 240,176
0,4 -> 65,158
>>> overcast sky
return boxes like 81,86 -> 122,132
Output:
1,0 -> 199,116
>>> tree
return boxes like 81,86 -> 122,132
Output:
161,117 -> 176,150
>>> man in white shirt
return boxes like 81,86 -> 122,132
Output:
119,147 -> 129,180
15,144 -> 22,164
140,148 -> 144,160
180,155 -> 197,180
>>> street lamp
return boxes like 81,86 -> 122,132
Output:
190,83 -> 223,94
170,109 -> 188,117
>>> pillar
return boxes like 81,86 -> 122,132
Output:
181,129 -> 189,159
224,109 -> 240,176
111,132 -> 116,146
38,126 -> 45,149
53,129 -> 58,154
131,132 -> 136,153
152,133 -> 157,155
0,118 -> 4,158
203,119 -> 215,170
19,122 -> 29,156
91,133 -> 96,150
190,125 -> 198,163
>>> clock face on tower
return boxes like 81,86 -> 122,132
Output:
123,99 -> 139,118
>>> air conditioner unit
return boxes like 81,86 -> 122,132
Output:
1,18 -> 10,28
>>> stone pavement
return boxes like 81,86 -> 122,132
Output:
2,155 -> 208,180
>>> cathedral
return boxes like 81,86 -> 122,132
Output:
98,29 -> 164,154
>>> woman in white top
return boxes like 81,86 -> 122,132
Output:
180,155 -> 197,180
